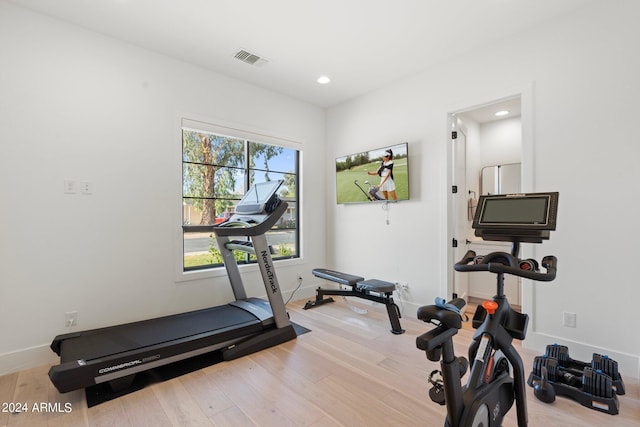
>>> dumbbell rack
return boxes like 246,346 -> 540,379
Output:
527,344 -> 625,415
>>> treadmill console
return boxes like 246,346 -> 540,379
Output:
234,180 -> 283,215
182,180 -> 287,236
218,180 -> 284,230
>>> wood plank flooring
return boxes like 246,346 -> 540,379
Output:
1,298 -> 638,426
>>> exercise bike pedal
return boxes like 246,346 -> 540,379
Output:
429,385 -> 446,405
428,370 -> 446,405
456,356 -> 469,378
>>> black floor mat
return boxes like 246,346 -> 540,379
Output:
85,322 -> 310,407
292,322 -> 311,336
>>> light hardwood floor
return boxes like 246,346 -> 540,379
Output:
1,298 -> 638,426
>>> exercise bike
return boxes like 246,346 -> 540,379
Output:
416,192 -> 559,426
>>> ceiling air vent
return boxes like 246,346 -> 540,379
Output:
233,49 -> 269,67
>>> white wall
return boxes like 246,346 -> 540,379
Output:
326,0 -> 640,378
478,117 -> 522,168
2,0 -> 639,383
0,3 -> 325,373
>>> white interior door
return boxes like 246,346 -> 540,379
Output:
451,126 -> 470,301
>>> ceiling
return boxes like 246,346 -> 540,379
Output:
458,97 -> 522,124
7,0 -> 594,108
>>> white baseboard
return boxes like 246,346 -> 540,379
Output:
0,344 -> 55,376
525,331 -> 640,381
395,299 -> 421,319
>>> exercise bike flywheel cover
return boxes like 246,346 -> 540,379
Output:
482,300 -> 498,315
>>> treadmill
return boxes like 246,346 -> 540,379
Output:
49,180 -> 297,393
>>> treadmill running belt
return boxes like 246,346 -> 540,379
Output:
59,304 -> 265,363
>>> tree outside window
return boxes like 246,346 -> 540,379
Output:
182,129 -> 299,271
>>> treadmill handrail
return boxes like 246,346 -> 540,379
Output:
182,200 -> 288,237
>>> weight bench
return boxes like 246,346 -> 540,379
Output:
303,268 -> 405,334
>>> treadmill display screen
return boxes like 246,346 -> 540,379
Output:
235,180 -> 283,214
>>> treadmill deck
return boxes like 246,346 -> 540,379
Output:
56,302 -> 271,363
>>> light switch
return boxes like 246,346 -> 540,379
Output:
64,180 -> 77,194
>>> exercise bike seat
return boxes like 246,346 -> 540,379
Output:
417,298 -> 466,330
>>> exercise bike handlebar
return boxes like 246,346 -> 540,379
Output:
455,250 -> 557,282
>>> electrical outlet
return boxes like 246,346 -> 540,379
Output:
395,282 -> 409,291
563,311 -> 576,328
65,311 -> 78,327
80,181 -> 93,195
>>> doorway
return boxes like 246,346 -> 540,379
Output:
448,95 -> 524,307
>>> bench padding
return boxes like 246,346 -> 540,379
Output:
356,279 -> 396,293
312,268 -> 364,286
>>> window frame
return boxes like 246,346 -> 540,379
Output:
176,117 -> 303,283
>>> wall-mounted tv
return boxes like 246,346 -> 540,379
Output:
336,142 -> 409,204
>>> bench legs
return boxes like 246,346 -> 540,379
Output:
384,298 -> 405,335
304,286 -> 405,334
303,288 -> 336,309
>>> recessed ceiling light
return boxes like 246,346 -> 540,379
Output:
317,76 -> 331,84
495,110 -> 509,117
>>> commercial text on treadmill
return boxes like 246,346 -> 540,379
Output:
98,359 -> 142,374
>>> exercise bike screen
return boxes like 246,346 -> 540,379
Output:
479,196 -> 549,225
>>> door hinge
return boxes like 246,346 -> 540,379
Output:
452,238 -> 458,248
452,185 -> 458,194
452,131 -> 458,139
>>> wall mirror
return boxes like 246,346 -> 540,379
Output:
481,163 -> 521,195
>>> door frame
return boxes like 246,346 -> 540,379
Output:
445,82 -> 535,314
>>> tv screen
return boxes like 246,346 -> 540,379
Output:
336,143 -> 409,204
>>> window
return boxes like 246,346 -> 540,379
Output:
182,127 -> 299,271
